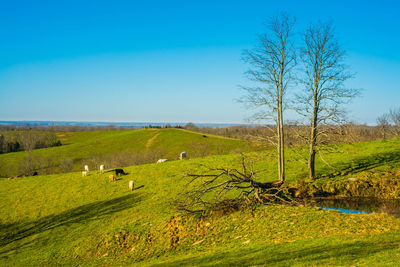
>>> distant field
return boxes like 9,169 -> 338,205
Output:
0,128 -> 260,177
1,139 -> 400,265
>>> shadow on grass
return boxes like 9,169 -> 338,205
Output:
134,185 -> 145,190
155,239 -> 400,266
319,149 -> 400,179
0,194 -> 142,249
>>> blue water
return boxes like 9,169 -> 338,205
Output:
322,207 -> 372,215
315,198 -> 400,217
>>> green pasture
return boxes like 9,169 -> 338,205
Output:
0,128 -> 258,177
1,138 -> 400,265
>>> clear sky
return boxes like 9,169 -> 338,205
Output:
0,0 -> 399,124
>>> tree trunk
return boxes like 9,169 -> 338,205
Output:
382,126 -> 386,140
278,56 -> 285,182
277,111 -> 282,181
279,109 -> 285,182
308,142 -> 316,180
308,102 -> 318,180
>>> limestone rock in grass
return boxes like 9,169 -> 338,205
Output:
348,177 -> 357,182
242,239 -> 250,244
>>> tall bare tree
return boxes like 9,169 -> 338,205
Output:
379,108 -> 400,138
389,108 -> 400,137
241,13 -> 296,182
295,22 -> 358,180
377,113 -> 390,140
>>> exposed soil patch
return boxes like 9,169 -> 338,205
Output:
145,132 -> 160,149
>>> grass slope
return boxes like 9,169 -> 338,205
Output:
1,139 -> 400,265
0,128 -> 258,177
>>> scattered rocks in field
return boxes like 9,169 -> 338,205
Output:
348,177 -> 357,182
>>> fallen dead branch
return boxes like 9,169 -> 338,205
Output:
175,154 -> 298,214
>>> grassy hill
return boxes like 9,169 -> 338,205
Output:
0,128 -> 260,177
1,138 -> 400,265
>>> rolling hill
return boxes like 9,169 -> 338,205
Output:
1,138 -> 400,265
0,128 -> 260,177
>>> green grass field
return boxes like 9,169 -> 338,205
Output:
1,135 -> 400,266
0,128 -> 259,177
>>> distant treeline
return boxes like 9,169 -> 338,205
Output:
0,124 -> 183,132
2,123 -> 399,148
0,124 -> 128,132
2,122 -> 399,178
2,134 -> 249,178
0,131 -> 61,154
184,108 -> 400,146
185,123 -> 400,146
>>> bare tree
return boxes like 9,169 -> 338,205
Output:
19,131 -> 37,151
377,108 -> 400,139
241,13 -> 296,182
389,108 -> 400,137
295,22 -> 358,180
377,113 -> 390,140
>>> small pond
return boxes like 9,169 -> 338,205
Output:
311,197 -> 400,217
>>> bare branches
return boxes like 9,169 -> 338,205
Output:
377,113 -> 390,139
389,108 -> 400,127
240,13 -> 297,182
241,14 -> 296,119
293,21 -> 359,180
295,22 -> 359,126
378,108 -> 400,138
175,155 -> 295,214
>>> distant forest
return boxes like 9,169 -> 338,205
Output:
0,122 -> 399,153
185,123 -> 399,146
0,131 -> 61,154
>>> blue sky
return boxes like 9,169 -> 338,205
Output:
0,0 -> 399,124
